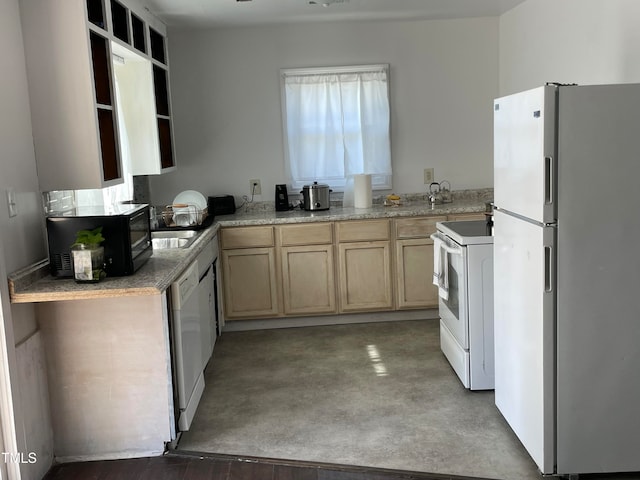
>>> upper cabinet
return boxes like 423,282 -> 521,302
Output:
20,0 -> 175,192
111,5 -> 176,176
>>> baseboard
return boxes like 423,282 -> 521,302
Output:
222,308 -> 439,332
54,449 -> 165,464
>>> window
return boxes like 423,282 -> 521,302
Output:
281,64 -> 392,192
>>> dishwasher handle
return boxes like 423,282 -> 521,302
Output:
172,261 -> 199,308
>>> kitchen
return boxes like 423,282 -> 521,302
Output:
1,1 -> 640,480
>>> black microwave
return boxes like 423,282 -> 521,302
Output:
46,204 -> 152,278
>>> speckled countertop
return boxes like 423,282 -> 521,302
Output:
8,190 -> 491,304
215,197 -> 488,226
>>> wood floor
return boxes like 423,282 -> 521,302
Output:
42,452 -> 492,480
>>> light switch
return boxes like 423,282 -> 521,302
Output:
6,188 -> 17,217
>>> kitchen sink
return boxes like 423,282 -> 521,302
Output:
151,230 -> 202,249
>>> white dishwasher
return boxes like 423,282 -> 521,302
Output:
171,260 -> 204,431
195,235 -> 218,371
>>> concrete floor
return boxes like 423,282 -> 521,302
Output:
178,319 -> 545,479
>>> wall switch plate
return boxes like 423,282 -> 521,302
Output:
423,168 -> 434,184
250,179 -> 262,195
6,188 -> 17,217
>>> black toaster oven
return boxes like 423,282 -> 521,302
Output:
46,204 -> 152,278
208,195 -> 236,215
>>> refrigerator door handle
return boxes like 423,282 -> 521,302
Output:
544,156 -> 554,205
544,245 -> 554,293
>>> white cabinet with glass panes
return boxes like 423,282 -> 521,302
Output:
20,0 -> 175,192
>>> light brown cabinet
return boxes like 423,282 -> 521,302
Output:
336,220 -> 393,313
221,223 -> 336,319
447,213 -> 486,221
394,216 -> 446,309
221,226 -> 279,319
278,224 -> 336,316
219,212 -> 486,321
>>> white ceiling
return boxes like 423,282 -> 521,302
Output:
143,0 -> 526,28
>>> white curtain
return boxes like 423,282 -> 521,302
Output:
283,65 -> 391,204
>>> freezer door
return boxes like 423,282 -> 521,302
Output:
493,209 -> 555,474
494,85 -> 557,224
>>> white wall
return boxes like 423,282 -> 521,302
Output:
0,0 -> 47,344
148,17 -> 499,205
499,0 -> 640,95
1,0 -> 53,477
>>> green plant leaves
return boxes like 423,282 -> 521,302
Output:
72,226 -> 105,246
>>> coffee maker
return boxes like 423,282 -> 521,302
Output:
275,184 -> 290,211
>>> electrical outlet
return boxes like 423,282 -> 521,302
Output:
423,168 -> 434,184
250,179 -> 262,195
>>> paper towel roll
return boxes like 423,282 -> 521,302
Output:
354,174 -> 372,209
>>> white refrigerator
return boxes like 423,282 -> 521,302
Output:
493,83 -> 640,476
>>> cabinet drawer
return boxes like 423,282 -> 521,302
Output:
394,216 -> 446,239
221,226 -> 274,249
279,223 -> 333,246
336,219 -> 390,242
447,213 -> 486,222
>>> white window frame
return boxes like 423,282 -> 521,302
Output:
280,64 -> 392,192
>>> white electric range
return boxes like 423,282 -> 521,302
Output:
431,220 -> 494,390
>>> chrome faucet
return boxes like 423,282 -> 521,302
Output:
428,182 -> 441,206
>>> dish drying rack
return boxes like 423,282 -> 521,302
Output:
160,204 -> 208,228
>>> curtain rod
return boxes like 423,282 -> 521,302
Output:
281,64 -> 388,78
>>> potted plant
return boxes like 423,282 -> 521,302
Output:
71,227 -> 106,283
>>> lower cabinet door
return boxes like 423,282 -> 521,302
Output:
395,238 -> 439,309
281,245 -> 336,315
221,247 -> 279,319
338,241 -> 392,312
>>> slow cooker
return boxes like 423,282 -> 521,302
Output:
300,182 -> 331,211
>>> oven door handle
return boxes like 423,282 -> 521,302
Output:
430,233 -> 463,255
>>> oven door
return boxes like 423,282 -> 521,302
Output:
435,234 -> 469,350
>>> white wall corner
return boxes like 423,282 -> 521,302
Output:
15,331 -> 54,480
